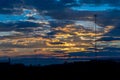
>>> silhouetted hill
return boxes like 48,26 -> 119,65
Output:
0,60 -> 120,80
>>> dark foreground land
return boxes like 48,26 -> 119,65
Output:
0,60 -> 120,80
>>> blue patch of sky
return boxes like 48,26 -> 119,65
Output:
76,0 -> 80,4
56,0 -> 61,2
71,4 -> 120,11
0,9 -> 41,23
0,14 -> 27,22
0,9 -> 55,23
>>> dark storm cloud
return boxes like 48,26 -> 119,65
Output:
0,0 -> 23,14
0,21 -> 40,31
1,0 -> 120,14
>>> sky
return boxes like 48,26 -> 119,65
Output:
0,0 -> 120,65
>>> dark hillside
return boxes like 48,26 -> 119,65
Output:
0,60 -> 120,80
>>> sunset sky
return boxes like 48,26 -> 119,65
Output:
0,0 -> 120,65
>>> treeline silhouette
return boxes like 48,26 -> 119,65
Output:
0,60 -> 120,80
